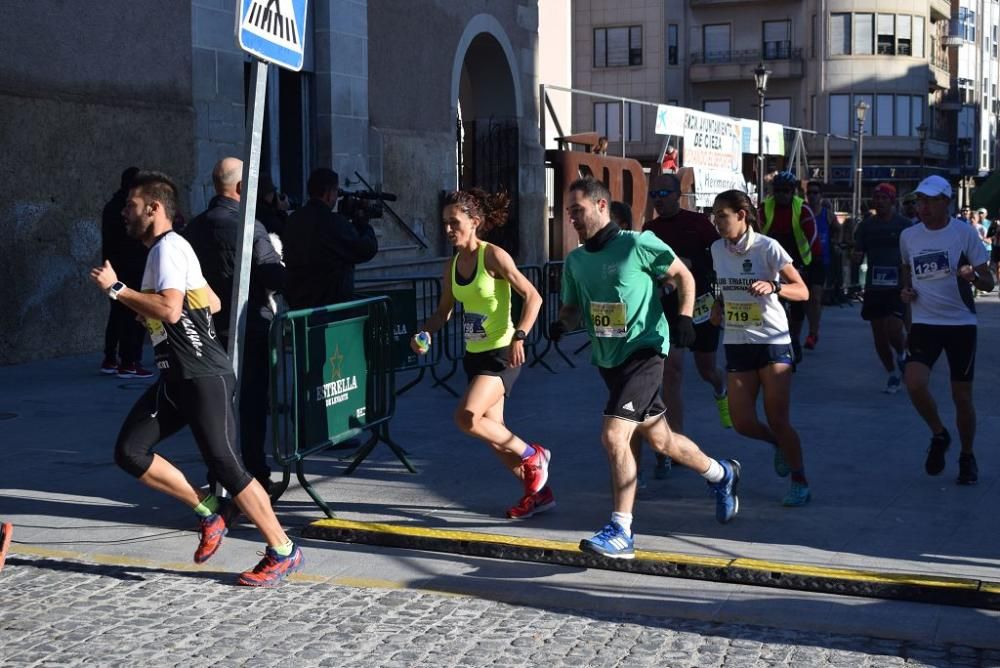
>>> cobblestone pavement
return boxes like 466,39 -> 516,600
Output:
2,556 -> 998,668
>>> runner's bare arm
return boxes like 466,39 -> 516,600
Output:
89,260 -> 185,323
773,263 -> 809,301
960,262 -> 995,292
206,285 -> 222,314
660,256 -> 695,317
486,245 -> 542,334
900,264 -> 917,303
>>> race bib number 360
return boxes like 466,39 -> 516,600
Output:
146,318 -> 168,346
724,301 -> 763,329
912,250 -> 950,281
590,301 -> 627,338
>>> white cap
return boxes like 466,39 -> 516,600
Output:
977,207 -> 988,215
913,175 -> 953,199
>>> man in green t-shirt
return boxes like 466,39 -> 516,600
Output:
549,177 -> 740,559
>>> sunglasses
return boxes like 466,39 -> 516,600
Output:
649,189 -> 675,198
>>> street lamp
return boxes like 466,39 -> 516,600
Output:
854,101 -> 869,227
916,123 -> 928,178
958,137 -> 971,208
753,62 -> 770,205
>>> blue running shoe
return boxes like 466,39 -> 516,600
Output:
708,459 -> 741,524
773,446 -> 791,478
579,522 -> 635,559
782,481 -> 811,507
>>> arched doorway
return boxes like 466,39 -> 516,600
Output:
454,29 -> 520,255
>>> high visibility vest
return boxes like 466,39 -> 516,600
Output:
763,196 -> 812,266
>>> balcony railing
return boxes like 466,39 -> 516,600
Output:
930,46 -> 949,70
690,47 -> 802,65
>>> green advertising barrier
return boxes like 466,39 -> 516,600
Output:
268,296 -> 416,517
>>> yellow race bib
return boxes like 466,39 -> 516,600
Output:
590,301 -> 627,338
724,301 -> 763,329
693,293 -> 715,325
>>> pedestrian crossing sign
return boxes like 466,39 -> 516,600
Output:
237,0 -> 308,71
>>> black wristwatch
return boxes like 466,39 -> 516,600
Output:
513,329 -> 527,341
771,281 -> 782,295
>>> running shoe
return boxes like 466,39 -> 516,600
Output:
194,513 -> 227,564
506,486 -> 556,519
925,429 -> 951,476
237,545 -> 305,587
100,357 -> 119,375
521,445 -> 551,496
957,453 -> 979,486
708,459 -> 741,524
782,481 -> 811,507
773,446 -> 791,478
654,454 -> 671,479
884,375 -> 902,394
579,522 -> 635,559
715,392 -> 733,429
117,363 -> 154,379
804,334 -> 818,350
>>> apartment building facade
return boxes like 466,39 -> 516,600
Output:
570,0 -> 998,200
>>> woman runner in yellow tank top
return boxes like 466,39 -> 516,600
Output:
411,189 -> 551,519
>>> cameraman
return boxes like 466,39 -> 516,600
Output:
283,168 -> 378,309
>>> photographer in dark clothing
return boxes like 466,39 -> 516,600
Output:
184,157 -> 286,491
100,166 -> 152,378
283,168 -> 378,309
256,173 -> 290,238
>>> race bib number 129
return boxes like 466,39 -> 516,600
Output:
912,250 -> 950,281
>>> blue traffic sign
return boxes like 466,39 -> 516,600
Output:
237,0 -> 309,72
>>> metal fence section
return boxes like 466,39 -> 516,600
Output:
531,261 -> 589,369
268,296 -> 415,517
355,275 -> 459,397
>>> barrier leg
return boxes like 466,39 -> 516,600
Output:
430,361 -> 460,396
573,339 -> 591,356
269,464 -> 292,505
380,423 -> 417,473
297,459 -> 335,518
396,367 -> 427,396
553,341 -> 576,368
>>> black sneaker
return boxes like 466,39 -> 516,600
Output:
925,429 -> 951,476
957,453 -> 978,485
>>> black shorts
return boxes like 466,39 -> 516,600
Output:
861,289 -> 904,321
804,262 -> 827,287
597,348 -> 667,422
724,343 -> 795,373
666,313 -> 721,353
463,346 -> 521,396
906,324 -> 977,382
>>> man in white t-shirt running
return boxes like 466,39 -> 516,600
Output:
900,176 -> 994,485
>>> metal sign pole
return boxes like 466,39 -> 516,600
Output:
228,59 -> 268,379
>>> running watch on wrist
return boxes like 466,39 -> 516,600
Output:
771,281 -> 782,295
107,281 -> 126,301
513,329 -> 527,341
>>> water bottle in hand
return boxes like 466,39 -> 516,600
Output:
414,331 -> 431,354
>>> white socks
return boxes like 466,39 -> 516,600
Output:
611,511 -> 633,534
701,459 -> 725,483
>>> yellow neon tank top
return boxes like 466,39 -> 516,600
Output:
451,242 -> 513,353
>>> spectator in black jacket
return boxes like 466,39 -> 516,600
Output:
100,166 -> 152,378
283,168 -> 378,309
185,157 -> 286,491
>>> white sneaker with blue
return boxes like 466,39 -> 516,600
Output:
579,521 -> 635,559
884,374 -> 901,394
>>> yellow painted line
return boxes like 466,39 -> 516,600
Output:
311,519 -> 1000,594
310,519 -> 733,567
731,558 -> 982,590
331,576 -> 405,589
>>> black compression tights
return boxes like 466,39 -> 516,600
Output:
114,375 -> 254,496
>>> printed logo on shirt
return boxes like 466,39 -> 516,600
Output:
742,258 -> 753,273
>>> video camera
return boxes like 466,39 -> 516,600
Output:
338,187 -> 398,224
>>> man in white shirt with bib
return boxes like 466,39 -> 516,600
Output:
900,176 -> 993,485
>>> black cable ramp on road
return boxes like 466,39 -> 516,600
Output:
303,519 -> 1000,610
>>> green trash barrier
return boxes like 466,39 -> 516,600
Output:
268,296 -> 416,518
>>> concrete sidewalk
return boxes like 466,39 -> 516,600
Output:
2,299 -> 999,648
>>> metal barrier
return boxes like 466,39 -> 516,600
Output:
530,261 -> 589,369
268,296 -> 415,517
355,276 -> 459,396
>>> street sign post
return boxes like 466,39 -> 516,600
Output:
223,0 -> 308,498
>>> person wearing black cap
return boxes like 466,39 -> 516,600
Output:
901,175 -> 993,485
